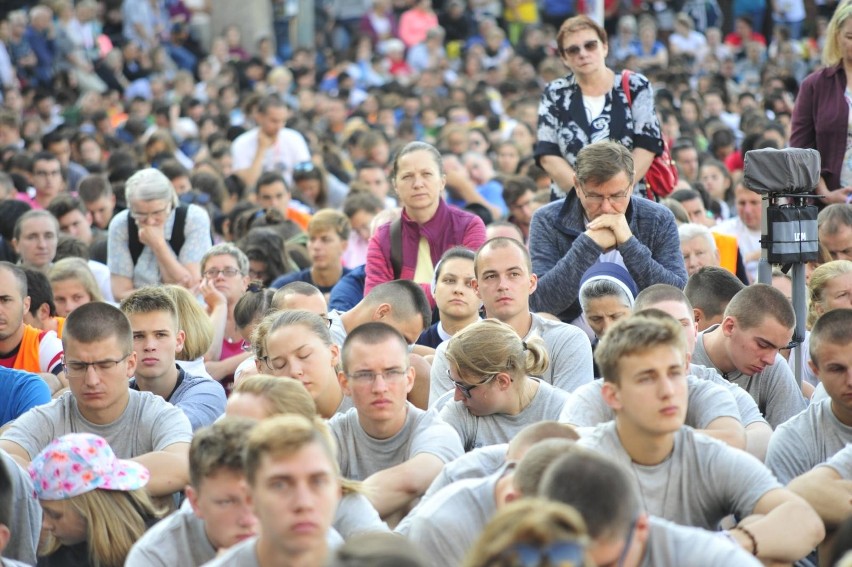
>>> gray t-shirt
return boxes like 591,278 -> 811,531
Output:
579,422 -> 780,530
766,398 -> 852,484
641,517 -> 763,567
689,363 -> 766,426
821,444 -> 852,479
327,309 -> 347,347
423,443 -> 507,500
439,380 -> 569,451
125,507 -> 215,567
560,375 -> 741,429
1,390 -> 193,460
401,471 -> 500,565
201,531 -> 343,567
1,451 -> 39,565
428,313 -> 594,407
692,326 -> 807,428
329,403 -> 463,480
333,492 -> 389,538
131,366 -> 227,431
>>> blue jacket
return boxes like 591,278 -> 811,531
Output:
529,193 -> 687,322
0,366 -> 51,426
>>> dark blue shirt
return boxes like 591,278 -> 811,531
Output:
0,366 -> 51,427
270,267 -> 352,295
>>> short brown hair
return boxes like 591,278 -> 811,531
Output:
574,141 -> 634,188
809,308 -> 852,368
244,415 -> 339,486
233,374 -> 317,419
557,14 -> 608,53
189,418 -> 256,488
308,208 -> 350,240
595,314 -> 686,383
724,283 -> 795,330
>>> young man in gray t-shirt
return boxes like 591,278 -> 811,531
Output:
579,313 -> 823,563
767,309 -> 852,484
429,237 -> 594,406
331,322 -> 463,519
541,447 -> 764,567
127,419 -> 258,567
0,302 -> 192,498
690,284 -> 807,428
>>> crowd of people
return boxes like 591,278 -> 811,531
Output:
0,0 -> 851,565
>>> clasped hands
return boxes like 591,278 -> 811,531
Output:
585,213 -> 632,251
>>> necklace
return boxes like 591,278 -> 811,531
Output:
630,455 -> 674,518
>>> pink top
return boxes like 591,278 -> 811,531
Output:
398,9 -> 438,47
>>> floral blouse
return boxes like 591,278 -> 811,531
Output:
535,70 -> 664,170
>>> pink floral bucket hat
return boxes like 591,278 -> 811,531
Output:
28,433 -> 150,500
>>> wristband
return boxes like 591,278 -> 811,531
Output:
733,525 -> 758,556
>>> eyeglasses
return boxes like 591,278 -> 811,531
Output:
130,206 -> 170,222
203,268 -> 242,279
561,39 -> 600,57
448,370 -> 497,399
495,541 -> 587,567
578,184 -> 631,205
63,353 -> 131,377
346,368 -> 408,383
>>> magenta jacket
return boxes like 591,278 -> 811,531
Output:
790,64 -> 848,191
365,199 -> 486,305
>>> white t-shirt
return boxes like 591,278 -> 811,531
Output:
230,127 -> 311,186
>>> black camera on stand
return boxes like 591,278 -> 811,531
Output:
742,148 -> 822,387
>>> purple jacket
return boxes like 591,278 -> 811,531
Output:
365,199 -> 486,305
790,64 -> 848,191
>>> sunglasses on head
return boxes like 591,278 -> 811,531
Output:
494,541 -> 586,567
562,39 -> 599,57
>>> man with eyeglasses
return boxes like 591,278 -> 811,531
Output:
576,314 -> 821,563
529,141 -> 687,326
540,449 -> 764,567
330,322 -> 463,521
120,286 -> 226,432
108,168 -> 212,301
19,152 -> 64,210
0,302 -> 192,498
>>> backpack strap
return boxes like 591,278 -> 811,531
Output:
621,70 -> 632,107
127,204 -> 189,266
390,218 -> 403,280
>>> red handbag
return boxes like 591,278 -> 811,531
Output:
621,70 -> 679,200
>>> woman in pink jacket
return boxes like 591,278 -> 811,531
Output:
365,141 -> 486,306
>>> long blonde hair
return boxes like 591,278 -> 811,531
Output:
162,285 -> 214,360
41,488 -> 164,567
823,3 -> 852,66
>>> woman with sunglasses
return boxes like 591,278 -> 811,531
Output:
440,319 -> 570,451
536,15 -> 663,199
252,309 -> 352,419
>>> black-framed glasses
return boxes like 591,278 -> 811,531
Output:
448,370 -> 497,399
561,39 -> 599,57
346,368 -> 409,383
63,353 -> 131,377
578,183 -> 631,205
493,541 -> 587,567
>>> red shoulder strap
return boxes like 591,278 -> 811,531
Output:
621,70 -> 632,107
